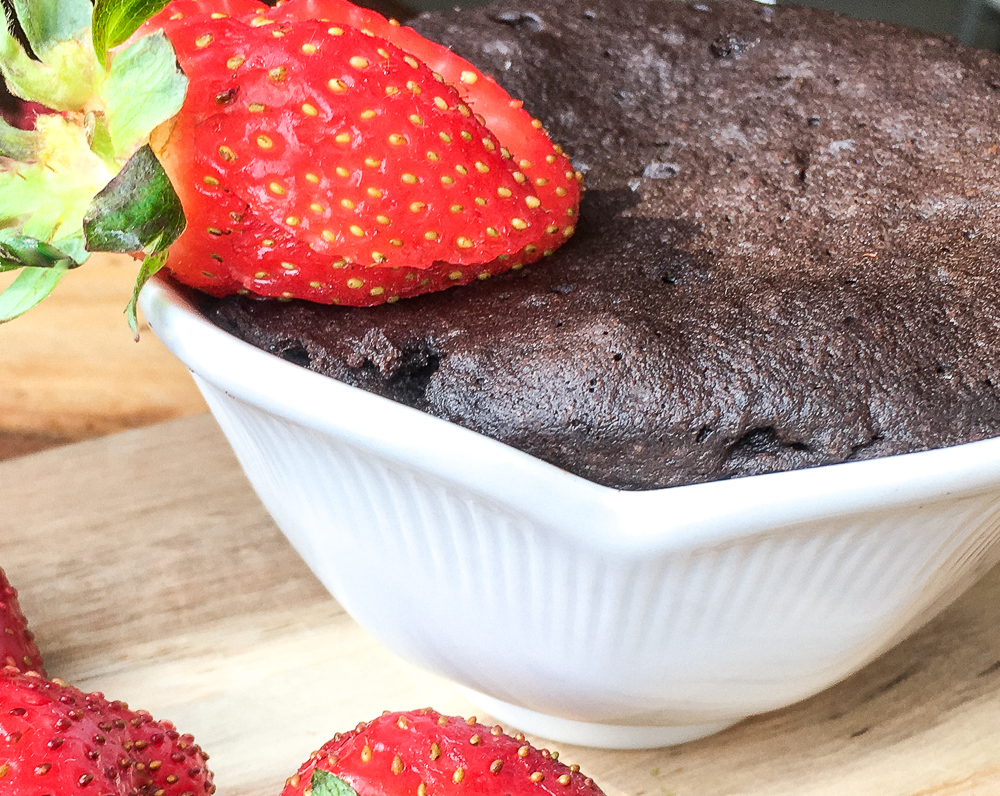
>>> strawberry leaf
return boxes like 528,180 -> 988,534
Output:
93,0 -> 172,69
0,262 -> 71,322
125,249 -> 167,339
83,144 -> 186,253
310,771 -> 359,796
0,234 -> 80,270
88,114 -> 117,167
0,0 -> 96,111
11,0 -> 92,60
0,20 -> 93,111
100,30 -> 188,159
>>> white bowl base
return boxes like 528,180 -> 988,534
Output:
458,687 -> 740,749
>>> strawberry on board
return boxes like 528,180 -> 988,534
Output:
280,708 -> 607,796
0,668 -> 143,796
0,567 -> 214,796
0,666 -> 215,796
96,697 -> 216,796
0,0 -> 583,331
0,565 -> 46,676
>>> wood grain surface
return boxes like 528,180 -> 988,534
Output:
0,254 -> 207,460
4,413 -> 1000,795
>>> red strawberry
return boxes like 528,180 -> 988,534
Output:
0,0 -> 582,323
280,709 -> 606,796
102,701 -> 216,796
0,667 -> 146,795
141,0 -> 582,305
0,565 -> 45,676
0,667 -> 215,796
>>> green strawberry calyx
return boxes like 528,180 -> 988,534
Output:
0,0 -> 188,334
311,770 -> 359,796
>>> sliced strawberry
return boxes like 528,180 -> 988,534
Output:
268,0 -> 581,231
139,0 -> 582,305
0,565 -> 45,676
0,0 -> 582,318
280,709 -> 606,796
182,201 -> 525,304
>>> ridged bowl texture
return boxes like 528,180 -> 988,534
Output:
141,274 -> 1000,748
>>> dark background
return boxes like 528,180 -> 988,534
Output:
401,0 -> 1000,50
2,0 -> 997,49
786,0 -> 998,48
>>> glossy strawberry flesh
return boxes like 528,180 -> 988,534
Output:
143,0 -> 582,305
280,709 -> 606,796
0,567 -> 45,676
268,0 -> 580,216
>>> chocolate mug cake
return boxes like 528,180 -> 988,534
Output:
204,0 -> 1000,490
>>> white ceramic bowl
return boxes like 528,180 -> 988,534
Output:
140,273 -> 1000,749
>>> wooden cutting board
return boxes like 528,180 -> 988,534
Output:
0,254 -> 207,459
5,413 -> 1000,796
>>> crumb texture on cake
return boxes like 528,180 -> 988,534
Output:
206,0 -> 1000,490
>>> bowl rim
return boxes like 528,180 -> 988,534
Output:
139,273 -> 1000,553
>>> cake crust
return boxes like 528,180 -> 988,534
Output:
206,0 -> 1000,489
